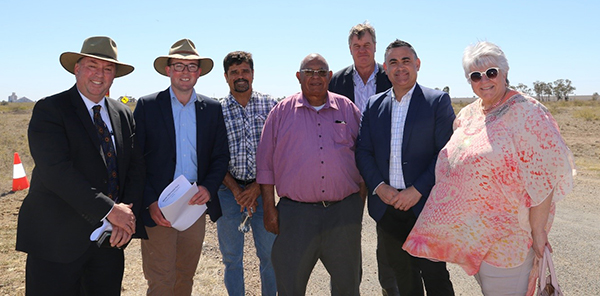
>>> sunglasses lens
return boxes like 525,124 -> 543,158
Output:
486,68 -> 498,79
470,72 -> 482,82
317,70 -> 328,77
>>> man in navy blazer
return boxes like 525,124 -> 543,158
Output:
355,39 -> 455,295
134,39 -> 229,295
17,36 -> 144,295
328,21 -> 397,295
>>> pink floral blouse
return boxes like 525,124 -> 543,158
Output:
403,93 -> 575,275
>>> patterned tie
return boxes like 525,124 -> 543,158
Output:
92,105 -> 119,202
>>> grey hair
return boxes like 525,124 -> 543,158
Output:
462,41 -> 509,83
348,21 -> 376,45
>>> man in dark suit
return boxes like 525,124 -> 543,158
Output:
355,39 -> 456,296
328,22 -> 396,295
329,21 -> 391,113
134,39 -> 229,296
16,36 -> 145,295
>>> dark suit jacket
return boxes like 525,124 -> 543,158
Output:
16,85 -> 145,263
355,84 -> 455,222
134,88 -> 229,226
328,63 -> 392,102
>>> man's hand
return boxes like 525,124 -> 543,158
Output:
375,183 -> 400,206
235,182 -> 260,216
261,184 -> 279,234
391,186 -> 422,211
107,203 -> 136,235
109,225 -> 132,248
149,201 -> 171,227
189,185 -> 211,205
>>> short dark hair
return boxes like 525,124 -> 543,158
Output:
223,51 -> 254,73
385,39 -> 418,61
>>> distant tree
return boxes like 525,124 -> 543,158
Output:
434,87 -> 440,91
592,92 -> 599,101
552,79 -> 576,101
544,82 -> 554,101
510,83 -> 533,96
533,81 -> 546,101
442,86 -> 450,96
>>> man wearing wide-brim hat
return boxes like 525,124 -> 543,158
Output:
16,36 -> 145,295
134,38 -> 229,295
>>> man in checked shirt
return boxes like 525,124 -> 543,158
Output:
217,51 -> 278,296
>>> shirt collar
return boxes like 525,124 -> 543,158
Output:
391,83 -> 417,102
79,90 -> 107,111
225,91 -> 255,107
352,63 -> 379,84
169,87 -> 201,106
294,91 -> 339,111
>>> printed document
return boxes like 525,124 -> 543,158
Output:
158,175 -> 206,231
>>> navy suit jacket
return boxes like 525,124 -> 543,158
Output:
328,63 -> 392,102
355,84 -> 455,222
134,88 -> 229,225
17,85 -> 145,263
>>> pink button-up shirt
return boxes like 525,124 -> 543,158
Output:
257,91 -> 362,202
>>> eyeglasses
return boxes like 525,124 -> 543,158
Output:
468,67 -> 499,82
300,69 -> 329,77
169,63 -> 200,72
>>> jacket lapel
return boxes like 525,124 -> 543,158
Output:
158,89 -> 177,152
402,84 -> 423,157
70,86 -> 102,155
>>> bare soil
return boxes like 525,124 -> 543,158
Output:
1,100 -> 599,295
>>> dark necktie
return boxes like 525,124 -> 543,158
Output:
92,105 -> 119,202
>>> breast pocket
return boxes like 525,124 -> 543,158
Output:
332,122 -> 350,146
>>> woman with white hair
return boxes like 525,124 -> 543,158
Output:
402,41 -> 575,295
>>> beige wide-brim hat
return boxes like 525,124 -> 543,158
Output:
59,36 -> 134,78
154,38 -> 214,77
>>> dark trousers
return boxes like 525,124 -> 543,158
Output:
377,206 -> 454,296
272,193 -> 363,296
26,243 -> 125,296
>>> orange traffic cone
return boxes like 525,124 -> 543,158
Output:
12,152 -> 30,192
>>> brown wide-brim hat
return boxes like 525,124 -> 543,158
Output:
154,38 -> 214,77
60,36 -> 134,78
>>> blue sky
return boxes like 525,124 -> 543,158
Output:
2,0 -> 598,101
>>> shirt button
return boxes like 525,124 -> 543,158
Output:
322,190 -> 325,193
321,176 -> 324,179
320,147 -> 323,150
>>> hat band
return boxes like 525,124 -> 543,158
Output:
85,52 -> 117,60
171,51 -> 199,56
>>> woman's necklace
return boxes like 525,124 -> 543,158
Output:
482,88 -> 509,113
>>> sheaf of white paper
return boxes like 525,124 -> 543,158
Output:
158,175 -> 206,231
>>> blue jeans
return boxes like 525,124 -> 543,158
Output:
217,184 -> 277,296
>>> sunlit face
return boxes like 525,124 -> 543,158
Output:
74,57 -> 116,103
296,58 -> 332,100
384,46 -> 420,94
469,65 -> 507,104
166,58 -> 202,94
350,32 -> 376,68
225,62 -> 254,93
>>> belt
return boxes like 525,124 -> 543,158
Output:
234,178 -> 255,186
281,197 -> 341,208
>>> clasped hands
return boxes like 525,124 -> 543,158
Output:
106,203 -> 136,248
375,184 -> 421,211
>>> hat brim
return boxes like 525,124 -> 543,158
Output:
60,52 -> 134,78
153,54 -> 214,77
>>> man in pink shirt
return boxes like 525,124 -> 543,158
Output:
257,53 -> 366,296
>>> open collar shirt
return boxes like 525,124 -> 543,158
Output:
389,83 -> 416,190
220,91 -> 278,181
170,87 -> 199,183
352,63 -> 379,113
256,91 -> 363,202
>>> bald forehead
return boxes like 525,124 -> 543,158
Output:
300,54 -> 329,70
